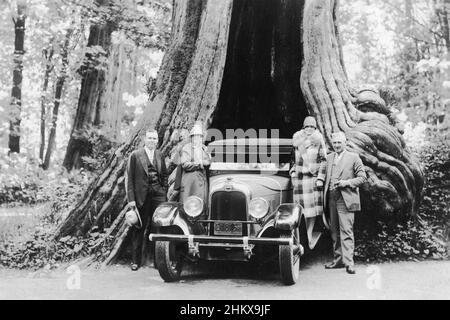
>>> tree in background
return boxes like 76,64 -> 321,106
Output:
1,0 -> 84,161
62,0 -> 171,171
339,0 -> 450,128
29,0 -> 86,169
8,0 -> 27,154
42,25 -> 75,170
63,0 -> 116,171
38,40 -> 54,163
389,0 -> 449,126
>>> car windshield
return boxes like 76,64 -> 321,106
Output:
207,138 -> 292,172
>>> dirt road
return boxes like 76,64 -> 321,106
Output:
1,256 -> 449,300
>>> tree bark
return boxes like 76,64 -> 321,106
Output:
100,31 -> 131,143
63,0 -> 115,171
433,0 -> 450,54
42,29 -> 74,170
39,42 -> 55,164
8,2 -> 26,154
56,0 -> 424,265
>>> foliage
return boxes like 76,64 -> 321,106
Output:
66,0 -> 172,50
414,128 -> 450,228
0,194 -> 113,270
37,168 -> 95,223
340,0 -> 450,127
0,151 -> 42,204
0,147 -> 95,213
79,126 -> 119,173
0,224 -> 113,270
355,218 -> 447,262
354,127 -> 450,262
0,204 -> 45,245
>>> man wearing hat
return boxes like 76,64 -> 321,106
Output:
126,128 -> 168,271
317,131 -> 366,274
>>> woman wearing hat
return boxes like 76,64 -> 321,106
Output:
179,121 -> 211,209
290,116 -> 327,247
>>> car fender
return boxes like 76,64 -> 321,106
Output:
258,217 -> 276,237
152,202 -> 192,235
273,203 -> 302,231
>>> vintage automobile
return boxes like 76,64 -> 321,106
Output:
149,138 -> 324,285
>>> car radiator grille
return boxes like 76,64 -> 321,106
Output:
210,191 -> 247,221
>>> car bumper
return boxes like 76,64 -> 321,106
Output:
149,234 -> 293,246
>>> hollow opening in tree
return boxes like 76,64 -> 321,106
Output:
211,0 -> 308,138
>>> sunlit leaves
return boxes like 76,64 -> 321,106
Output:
340,0 -> 450,128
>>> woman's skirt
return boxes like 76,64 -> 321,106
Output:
292,172 -> 324,218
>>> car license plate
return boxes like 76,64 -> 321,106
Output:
214,222 -> 242,235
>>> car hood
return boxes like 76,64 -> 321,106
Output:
210,174 -> 291,195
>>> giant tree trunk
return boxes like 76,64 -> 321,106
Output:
63,0 -> 115,171
300,0 -> 423,218
56,0 -> 424,265
8,2 -> 26,154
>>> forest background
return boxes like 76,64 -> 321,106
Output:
0,0 -> 448,269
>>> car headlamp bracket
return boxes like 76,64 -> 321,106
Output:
242,236 -> 253,259
188,235 -> 200,257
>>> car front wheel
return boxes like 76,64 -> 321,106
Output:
155,240 -> 185,282
278,228 -> 300,285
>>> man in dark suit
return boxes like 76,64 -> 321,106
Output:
317,131 -> 366,274
126,129 -> 168,271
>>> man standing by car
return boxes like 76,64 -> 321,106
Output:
126,128 -> 168,271
317,131 -> 366,274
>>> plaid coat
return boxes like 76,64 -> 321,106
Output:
290,131 -> 327,217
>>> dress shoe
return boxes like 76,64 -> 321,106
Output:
130,263 -> 139,271
346,265 -> 356,274
325,262 -> 345,269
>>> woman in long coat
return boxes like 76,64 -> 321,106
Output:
290,116 -> 327,247
179,122 -> 211,209
167,129 -> 189,201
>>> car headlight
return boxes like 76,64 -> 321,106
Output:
249,197 -> 269,219
183,196 -> 204,218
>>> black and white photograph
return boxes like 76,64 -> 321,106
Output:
0,0 -> 449,305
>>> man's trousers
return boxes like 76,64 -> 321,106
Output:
328,189 -> 355,267
131,183 -> 167,266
